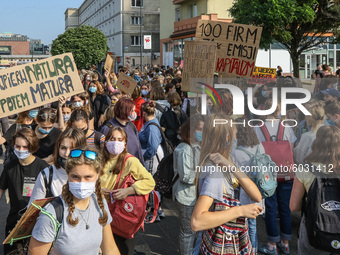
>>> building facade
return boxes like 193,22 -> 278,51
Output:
66,0 -> 161,68
0,33 -> 50,67
160,0 -> 340,78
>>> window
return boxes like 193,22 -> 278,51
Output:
192,4 -> 197,17
131,36 -> 141,46
175,8 -> 180,21
131,16 -> 141,25
131,0 -> 142,7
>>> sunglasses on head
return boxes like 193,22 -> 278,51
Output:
70,149 -> 97,160
40,113 -> 56,120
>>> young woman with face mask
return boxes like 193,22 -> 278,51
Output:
87,81 -> 110,130
100,98 -> 145,165
172,114 -> 204,255
68,109 -> 106,149
28,128 -> 87,205
101,127 -> 155,255
0,109 -> 38,163
191,113 -> 262,254
0,128 -> 49,254
71,93 -> 95,130
34,108 -> 62,164
29,146 -> 120,255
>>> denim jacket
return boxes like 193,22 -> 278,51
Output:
172,142 -> 201,206
138,118 -> 162,161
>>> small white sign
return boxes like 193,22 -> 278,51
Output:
144,35 -> 151,50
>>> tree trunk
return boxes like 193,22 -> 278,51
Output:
289,50 -> 300,78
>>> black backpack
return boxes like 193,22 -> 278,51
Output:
305,170 -> 340,253
147,122 -> 173,156
41,166 -> 54,198
153,152 -> 178,199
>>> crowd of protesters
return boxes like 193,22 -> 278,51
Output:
0,61 -> 339,255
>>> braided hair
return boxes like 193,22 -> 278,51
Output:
62,146 -> 108,226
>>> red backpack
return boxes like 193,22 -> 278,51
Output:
260,123 -> 294,182
108,155 -> 159,239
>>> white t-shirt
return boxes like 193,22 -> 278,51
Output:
28,165 -> 68,207
254,120 -> 297,144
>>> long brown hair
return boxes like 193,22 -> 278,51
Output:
61,146 -> 108,226
102,127 -> 129,174
53,128 -> 87,168
304,125 -> 340,174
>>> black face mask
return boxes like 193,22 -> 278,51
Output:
83,128 -> 89,136
57,155 -> 67,169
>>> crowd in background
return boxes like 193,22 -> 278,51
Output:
0,62 -> 339,255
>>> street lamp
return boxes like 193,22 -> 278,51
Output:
140,0 -> 143,69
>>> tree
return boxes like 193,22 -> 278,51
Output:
51,25 -> 108,69
230,0 -> 340,78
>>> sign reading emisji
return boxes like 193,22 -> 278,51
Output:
0,53 -> 84,118
195,20 -> 262,78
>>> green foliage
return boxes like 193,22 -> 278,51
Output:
230,0 -> 340,77
51,25 -> 108,69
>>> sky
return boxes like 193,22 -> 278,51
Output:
0,0 -> 85,45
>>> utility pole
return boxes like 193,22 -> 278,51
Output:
122,0 -> 125,66
140,0 -> 143,69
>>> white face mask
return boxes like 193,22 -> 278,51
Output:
14,149 -> 31,160
68,181 -> 96,200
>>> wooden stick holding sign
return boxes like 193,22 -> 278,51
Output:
0,53 -> 84,118
182,41 -> 216,92
195,20 -> 262,78
104,54 -> 114,73
116,72 -> 138,95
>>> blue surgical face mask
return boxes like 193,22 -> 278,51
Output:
14,149 -> 31,160
28,110 -> 39,119
141,90 -> 148,96
89,87 -> 97,93
261,90 -> 268,98
73,101 -> 83,108
63,114 -> 71,122
327,118 -> 337,126
39,126 -> 54,134
195,131 -> 202,142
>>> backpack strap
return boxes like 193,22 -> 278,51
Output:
277,123 -> 285,141
236,147 -> 254,157
147,122 -> 167,142
155,103 -> 165,113
113,155 -> 134,190
50,197 -> 64,227
42,166 -> 54,198
127,122 -> 138,136
260,124 -> 273,141
144,191 -> 160,224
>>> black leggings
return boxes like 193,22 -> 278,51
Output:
113,233 -> 135,255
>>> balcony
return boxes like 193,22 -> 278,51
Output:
172,14 -> 231,38
173,0 -> 187,4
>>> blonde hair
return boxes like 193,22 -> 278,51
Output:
195,113 -> 234,186
305,101 -> 325,128
62,146 -> 108,226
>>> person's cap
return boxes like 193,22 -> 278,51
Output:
321,88 -> 340,98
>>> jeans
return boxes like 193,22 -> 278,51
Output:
113,233 -> 135,255
176,201 -> 196,255
248,218 -> 258,252
192,231 -> 202,255
264,180 -> 293,243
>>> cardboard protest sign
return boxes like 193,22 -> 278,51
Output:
3,197 -> 55,244
0,53 -> 84,118
248,66 -> 276,84
116,72 -> 138,95
104,54 -> 114,73
195,20 -> 262,78
182,41 -> 216,92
